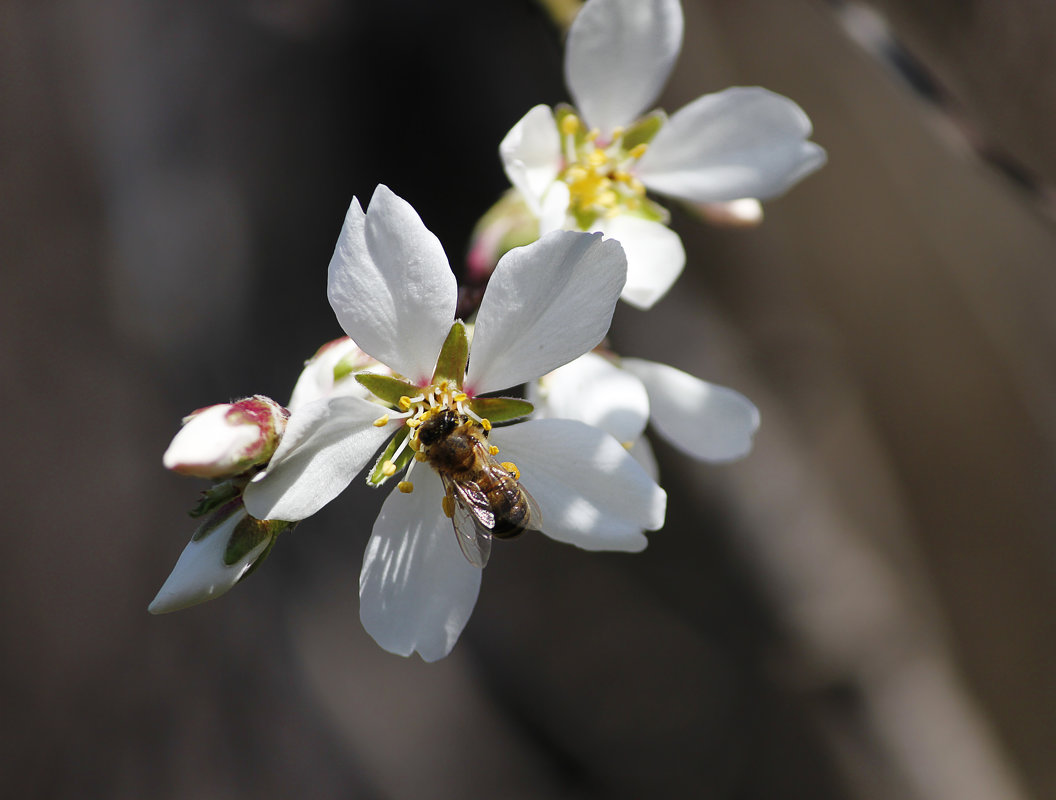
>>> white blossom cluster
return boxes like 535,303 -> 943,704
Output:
152,0 -> 823,661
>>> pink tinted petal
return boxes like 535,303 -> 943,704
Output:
466,230 -> 626,395
327,185 -> 457,383
491,419 -> 666,552
637,87 -> 826,203
359,469 -> 482,662
623,358 -> 760,461
565,0 -> 684,136
242,396 -> 398,522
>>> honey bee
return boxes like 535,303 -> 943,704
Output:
415,409 -> 539,568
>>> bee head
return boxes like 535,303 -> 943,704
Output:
416,408 -> 461,447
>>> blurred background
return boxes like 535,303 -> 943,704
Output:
4,0 -> 1056,797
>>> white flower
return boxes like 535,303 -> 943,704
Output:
162,395 -> 287,479
500,0 -> 826,309
242,185 -> 666,661
529,351 -> 760,467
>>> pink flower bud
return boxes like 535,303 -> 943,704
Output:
163,395 -> 288,479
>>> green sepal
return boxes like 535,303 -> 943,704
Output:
355,373 -> 420,407
621,110 -> 666,151
631,196 -> 671,224
467,397 -> 534,424
367,425 -> 414,487
333,352 -> 360,382
571,205 -> 599,231
189,481 -> 241,518
431,321 -> 468,386
223,515 -> 289,567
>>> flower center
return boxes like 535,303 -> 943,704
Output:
371,379 -> 492,493
558,113 -> 649,228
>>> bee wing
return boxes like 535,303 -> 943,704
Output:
441,475 -> 494,568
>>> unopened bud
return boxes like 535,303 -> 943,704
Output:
163,395 -> 287,479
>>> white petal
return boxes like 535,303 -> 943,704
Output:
500,105 -> 562,216
465,231 -> 626,395
491,419 -> 666,552
628,435 -> 660,480
595,215 -> 685,309
528,352 -> 649,444
565,0 -> 684,136
242,396 -> 398,522
359,469 -> 482,662
539,181 -> 571,234
622,358 -> 760,461
636,87 -> 827,203
327,185 -> 457,383
148,503 -> 271,614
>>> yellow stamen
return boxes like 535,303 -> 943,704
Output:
587,149 -> 608,168
488,445 -> 499,456
372,414 -> 390,427
453,392 -> 468,402
621,441 -> 634,450
406,416 -> 421,428
501,461 -> 520,480
381,460 -> 397,477
441,495 -> 455,518
560,114 -> 580,136
629,143 -> 648,160
398,396 -> 412,411
414,451 -> 427,462
398,481 -> 414,494
480,418 -> 492,431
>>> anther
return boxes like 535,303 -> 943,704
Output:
398,396 -> 412,411
441,495 -> 455,518
453,392 -> 468,402
501,461 -> 520,480
480,418 -> 492,431
488,445 -> 499,456
560,114 -> 580,136
398,481 -> 414,494
372,414 -> 390,427
628,143 -> 648,160
414,452 -> 427,462
381,460 -> 397,477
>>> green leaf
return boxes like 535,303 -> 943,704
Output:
431,321 -> 468,386
367,425 -> 414,487
355,373 -> 420,406
622,110 -> 666,151
467,396 -> 534,424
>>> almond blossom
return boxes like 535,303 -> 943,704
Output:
242,185 -> 666,661
499,0 -> 826,309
